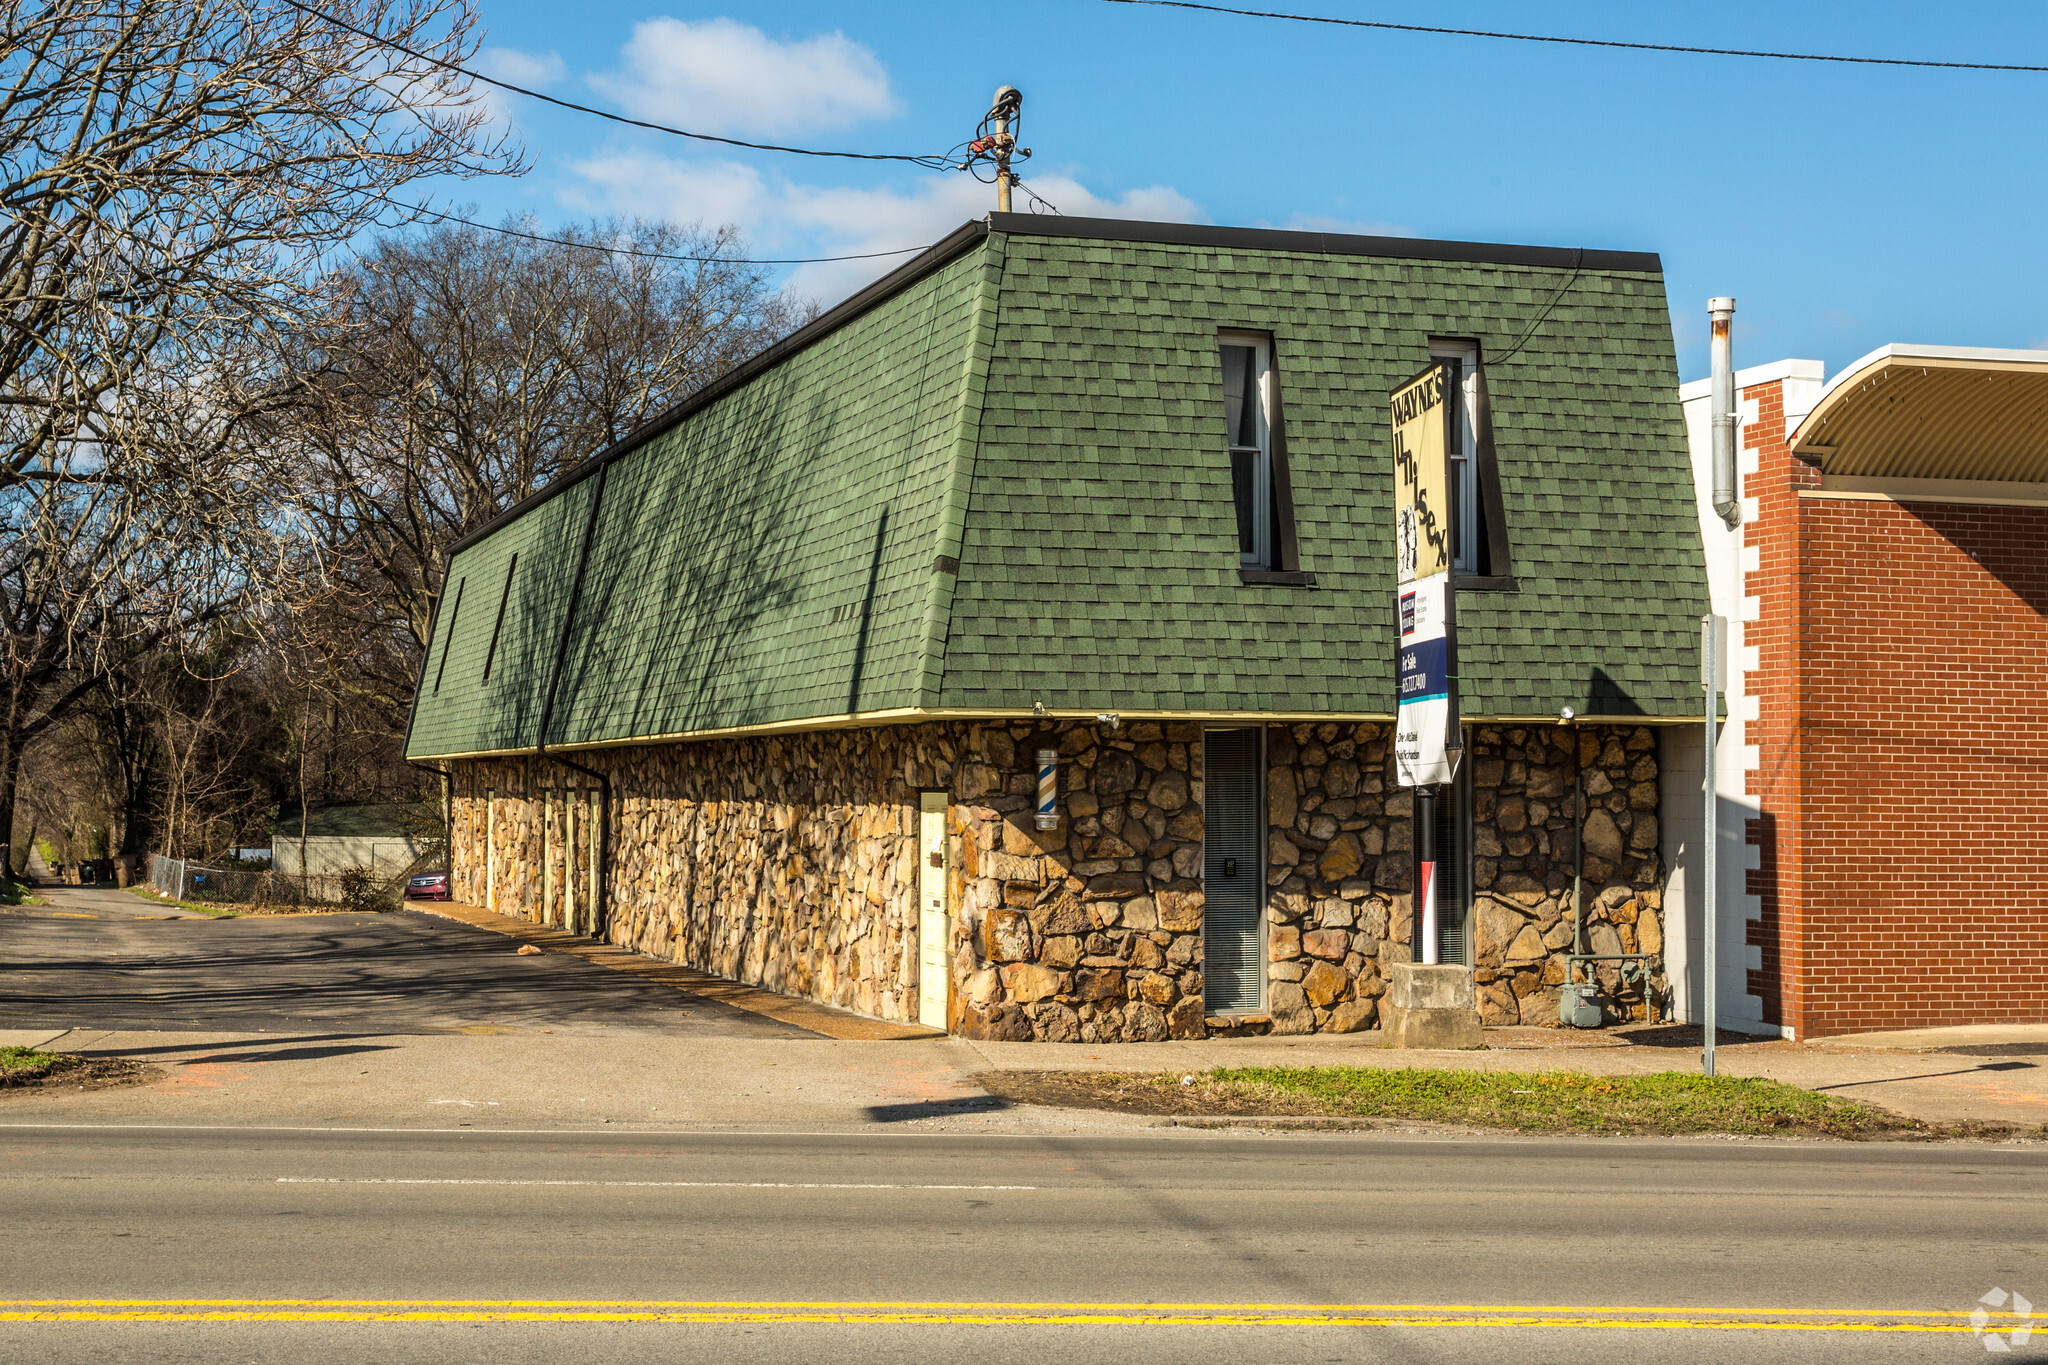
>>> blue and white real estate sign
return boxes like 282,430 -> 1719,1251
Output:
1396,571 -> 1456,786
1390,364 -> 1459,788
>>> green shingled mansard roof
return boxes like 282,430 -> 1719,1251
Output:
405,215 -> 1709,761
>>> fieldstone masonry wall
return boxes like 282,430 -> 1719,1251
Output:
1260,719 -> 1667,1033
450,730 -> 929,1022
1262,722 -> 1401,1035
950,720 -> 1208,1043
445,720 -> 1200,1033
445,716 -> 1668,1038
1467,724 -> 1667,1026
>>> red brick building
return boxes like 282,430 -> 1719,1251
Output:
1690,346 -> 2048,1038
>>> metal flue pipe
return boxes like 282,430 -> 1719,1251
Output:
1709,297 -> 1740,527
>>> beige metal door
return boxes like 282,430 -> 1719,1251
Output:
918,792 -> 950,1030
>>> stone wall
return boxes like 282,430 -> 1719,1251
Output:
1260,720 -> 1668,1034
445,716 -> 1668,1039
950,720 -> 1208,1043
450,729 -> 931,1022
1262,722 -> 1399,1034
1467,724 -> 1667,1026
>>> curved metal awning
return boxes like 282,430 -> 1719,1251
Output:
1789,344 -> 2048,481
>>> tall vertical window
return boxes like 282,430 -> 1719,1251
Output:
1432,341 -> 1482,574
1219,333 -> 1274,568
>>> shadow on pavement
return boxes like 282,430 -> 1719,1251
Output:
863,1096 -> 1011,1123
73,1033 -> 401,1059
0,910 -> 813,1038
161,1043 -> 403,1065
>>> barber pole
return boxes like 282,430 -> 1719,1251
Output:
1036,749 -> 1059,830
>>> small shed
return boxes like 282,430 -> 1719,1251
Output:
272,804 -> 423,882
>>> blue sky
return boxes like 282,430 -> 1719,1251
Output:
441,1 -> 2047,381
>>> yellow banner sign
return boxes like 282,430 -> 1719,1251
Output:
1391,364 -> 1452,586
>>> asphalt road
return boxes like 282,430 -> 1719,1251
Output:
2,1124 -> 2040,1362
0,901 -> 807,1037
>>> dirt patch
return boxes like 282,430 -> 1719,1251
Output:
976,1070 -> 1332,1119
0,1050 -> 156,1095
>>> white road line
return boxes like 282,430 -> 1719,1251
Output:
276,1178 -> 1036,1190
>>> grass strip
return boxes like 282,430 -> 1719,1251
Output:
0,1047 -> 70,1081
1213,1065 -> 1913,1137
977,1065 -> 2017,1139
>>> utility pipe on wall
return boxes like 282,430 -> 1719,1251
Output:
1709,297 -> 1740,527
1702,613 -> 1726,1077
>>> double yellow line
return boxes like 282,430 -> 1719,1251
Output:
0,1299 -> 2002,1331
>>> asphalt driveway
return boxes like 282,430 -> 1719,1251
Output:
0,889 -> 812,1037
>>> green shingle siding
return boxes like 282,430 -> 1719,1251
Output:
407,222 -> 1708,761
408,248 -> 991,758
939,235 -> 1705,719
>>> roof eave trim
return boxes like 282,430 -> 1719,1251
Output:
404,708 -> 1702,761
986,211 -> 1661,273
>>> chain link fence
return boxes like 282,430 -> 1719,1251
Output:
145,855 -> 424,910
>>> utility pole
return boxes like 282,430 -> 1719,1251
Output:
988,86 -> 1021,212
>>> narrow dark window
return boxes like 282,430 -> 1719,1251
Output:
1429,339 -> 1510,579
480,554 -> 517,687
431,577 -> 465,695
1219,333 -> 1274,567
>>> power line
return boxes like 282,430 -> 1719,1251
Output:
279,0 -> 962,166
372,194 -> 932,266
1098,0 -> 2048,73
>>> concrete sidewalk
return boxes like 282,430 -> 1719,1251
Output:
4,1018 -> 2043,1135
10,895 -> 2042,1135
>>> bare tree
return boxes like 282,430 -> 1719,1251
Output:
0,0 -> 518,887
283,217 -> 813,717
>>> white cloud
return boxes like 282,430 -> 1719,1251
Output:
588,17 -> 897,137
563,152 -> 1204,302
781,175 -> 1203,299
472,46 -> 566,127
478,47 -> 567,89
565,153 -> 772,233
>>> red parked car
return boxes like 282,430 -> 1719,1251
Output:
405,871 -> 451,902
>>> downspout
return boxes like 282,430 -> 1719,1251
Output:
1709,297 -> 1740,527
535,467 -> 613,939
